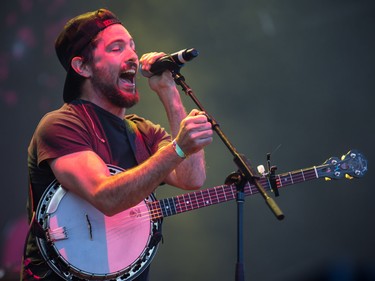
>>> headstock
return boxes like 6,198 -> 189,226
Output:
317,150 -> 368,180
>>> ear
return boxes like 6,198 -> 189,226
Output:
71,57 -> 92,78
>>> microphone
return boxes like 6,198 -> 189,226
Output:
141,48 -> 199,77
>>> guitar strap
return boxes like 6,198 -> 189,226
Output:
124,116 -> 164,245
124,117 -> 152,165
28,172 -> 47,241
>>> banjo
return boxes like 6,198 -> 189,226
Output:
35,149 -> 367,280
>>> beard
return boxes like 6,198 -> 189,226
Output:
90,65 -> 139,109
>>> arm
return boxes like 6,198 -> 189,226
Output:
140,52 -> 213,189
49,142 -> 185,217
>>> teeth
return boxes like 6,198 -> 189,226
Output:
123,69 -> 136,75
120,68 -> 136,85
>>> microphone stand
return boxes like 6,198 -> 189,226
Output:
170,68 -> 285,281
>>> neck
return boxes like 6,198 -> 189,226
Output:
79,84 -> 127,119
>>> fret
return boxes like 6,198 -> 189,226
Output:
206,188 -> 213,204
158,200 -> 167,217
221,186 -> 229,201
221,185 -> 232,201
183,195 -> 190,210
195,190 -> 206,207
228,185 -> 236,199
250,182 -> 256,194
192,192 -> 199,209
214,187 -> 220,203
313,166 -> 318,178
276,167 -> 319,188
208,189 -> 218,204
187,193 -> 193,210
168,198 -> 176,215
297,168 -> 317,182
216,186 -> 224,203
175,195 -> 184,213
243,182 -> 251,195
277,175 -> 283,187
222,186 -> 231,202
230,184 -> 236,198
203,190 -> 211,205
289,172 -> 294,184
293,170 -> 309,184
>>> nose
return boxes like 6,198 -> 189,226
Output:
127,48 -> 138,63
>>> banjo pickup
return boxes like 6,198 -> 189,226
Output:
47,226 -> 68,242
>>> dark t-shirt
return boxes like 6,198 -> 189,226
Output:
23,100 -> 171,281
93,102 -> 138,169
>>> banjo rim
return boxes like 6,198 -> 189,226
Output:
35,164 -> 162,281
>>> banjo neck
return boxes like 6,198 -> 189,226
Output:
148,149 -> 367,219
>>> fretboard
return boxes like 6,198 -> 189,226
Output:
148,165 -> 323,219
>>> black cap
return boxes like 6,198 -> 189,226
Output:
55,9 -> 122,102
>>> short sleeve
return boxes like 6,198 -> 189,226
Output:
126,114 -> 171,155
34,110 -> 93,166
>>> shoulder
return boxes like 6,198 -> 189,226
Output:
125,114 -> 171,151
37,103 -> 88,133
39,103 -> 84,122
125,114 -> 166,135
33,103 -> 93,151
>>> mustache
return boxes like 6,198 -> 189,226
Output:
123,61 -> 138,71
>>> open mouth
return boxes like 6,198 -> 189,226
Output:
119,68 -> 136,86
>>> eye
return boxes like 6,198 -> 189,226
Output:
108,42 -> 124,52
111,46 -> 122,52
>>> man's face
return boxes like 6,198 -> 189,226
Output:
89,24 -> 139,108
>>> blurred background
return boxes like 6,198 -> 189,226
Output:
0,0 -> 374,280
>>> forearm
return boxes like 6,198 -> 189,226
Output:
50,145 -> 186,217
144,67 -> 212,190
158,87 -> 207,189
173,149 -> 206,189
157,86 -> 186,136
96,142 -> 183,215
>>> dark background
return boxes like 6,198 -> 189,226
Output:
0,0 -> 374,280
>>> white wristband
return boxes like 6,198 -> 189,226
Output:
172,139 -> 186,159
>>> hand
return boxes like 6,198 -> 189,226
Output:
139,52 -> 176,92
175,109 -> 213,156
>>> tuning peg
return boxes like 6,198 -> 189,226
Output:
257,165 -> 266,175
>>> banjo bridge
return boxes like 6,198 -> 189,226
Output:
47,226 -> 68,242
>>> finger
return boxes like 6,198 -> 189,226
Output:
140,52 -> 165,71
187,110 -> 211,122
188,109 -> 200,117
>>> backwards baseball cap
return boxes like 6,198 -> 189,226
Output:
55,9 -> 122,103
